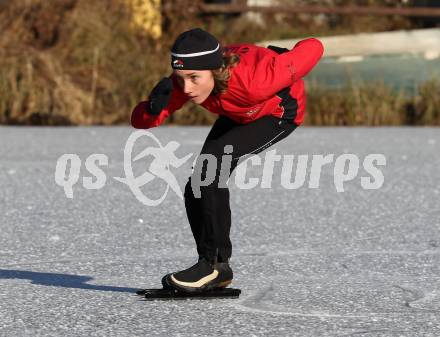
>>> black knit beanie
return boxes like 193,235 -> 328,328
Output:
170,28 -> 223,70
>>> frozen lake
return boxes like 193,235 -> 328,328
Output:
0,125 -> 439,336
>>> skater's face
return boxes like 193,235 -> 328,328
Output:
173,69 -> 214,104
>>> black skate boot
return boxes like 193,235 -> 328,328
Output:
168,256 -> 233,293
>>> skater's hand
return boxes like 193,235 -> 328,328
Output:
147,77 -> 173,115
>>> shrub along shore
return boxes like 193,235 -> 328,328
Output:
1,0 -> 438,126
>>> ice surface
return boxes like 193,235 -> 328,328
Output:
0,126 -> 439,337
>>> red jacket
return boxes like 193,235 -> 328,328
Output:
131,38 -> 324,128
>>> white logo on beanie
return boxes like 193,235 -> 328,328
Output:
173,59 -> 184,68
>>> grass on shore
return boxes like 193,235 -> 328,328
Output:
0,0 -> 438,126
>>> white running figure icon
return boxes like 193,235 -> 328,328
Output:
114,130 -> 193,206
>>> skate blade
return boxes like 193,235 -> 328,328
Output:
139,288 -> 241,300
136,281 -> 232,296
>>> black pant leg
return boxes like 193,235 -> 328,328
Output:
186,115 -> 297,262
184,116 -> 238,259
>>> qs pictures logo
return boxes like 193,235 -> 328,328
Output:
55,131 -> 387,207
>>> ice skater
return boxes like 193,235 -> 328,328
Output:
131,28 -> 324,293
